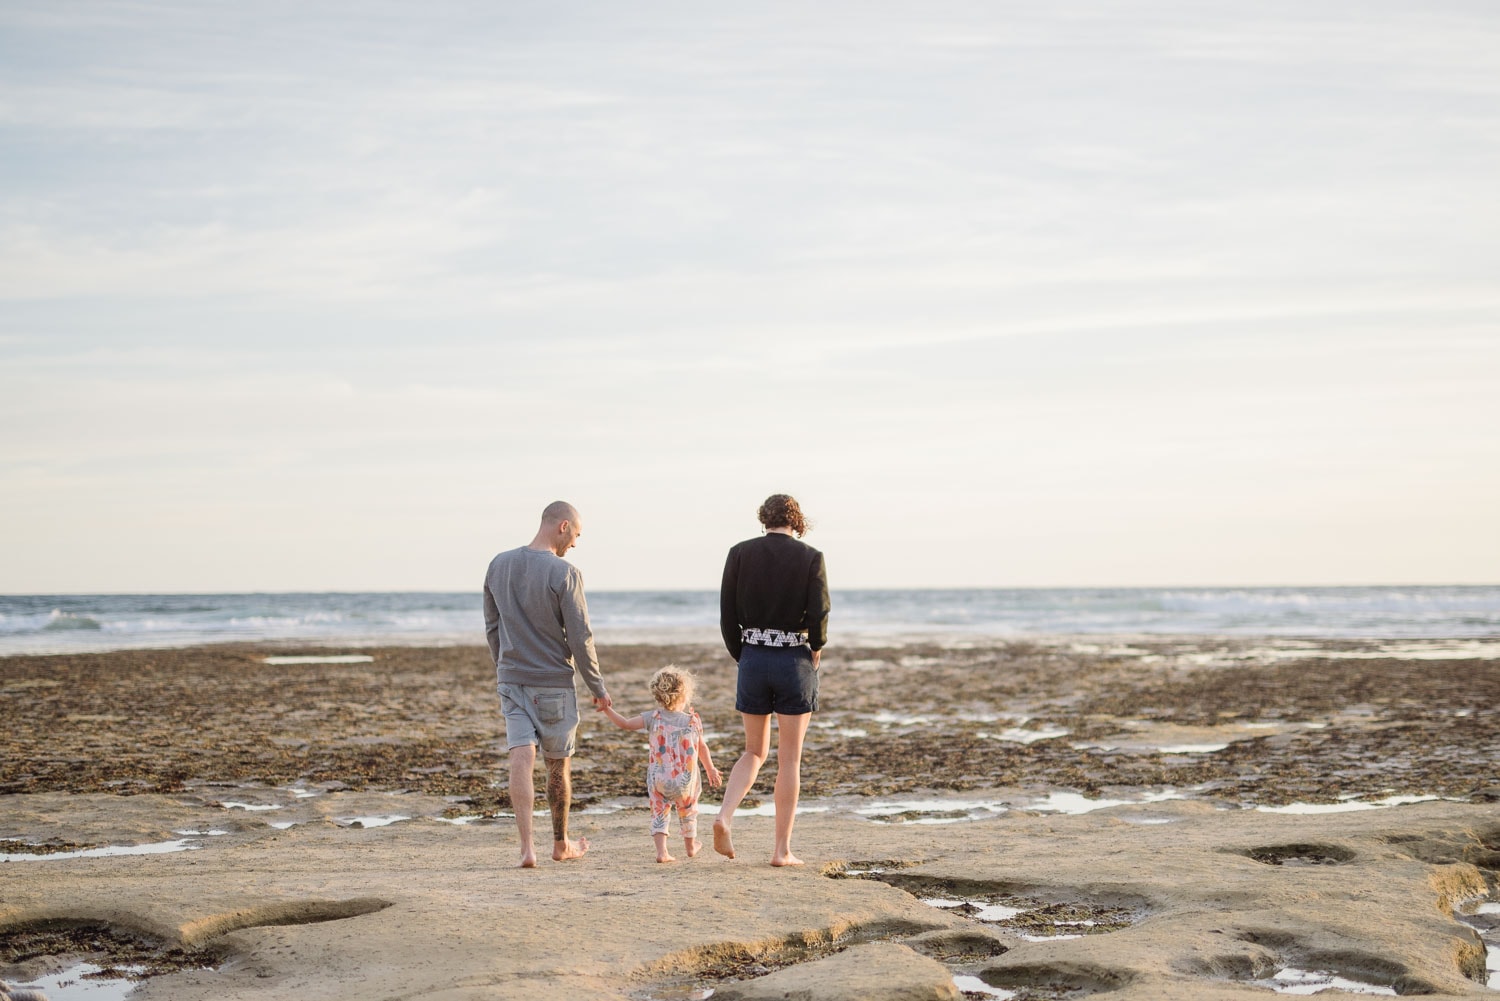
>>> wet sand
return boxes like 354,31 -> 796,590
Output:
2,638 -> 1498,999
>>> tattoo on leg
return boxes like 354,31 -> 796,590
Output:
546,757 -> 571,842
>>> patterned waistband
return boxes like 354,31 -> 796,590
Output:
741,627 -> 809,647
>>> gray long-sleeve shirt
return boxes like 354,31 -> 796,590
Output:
483,546 -> 607,699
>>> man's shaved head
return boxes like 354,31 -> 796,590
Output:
541,501 -> 580,527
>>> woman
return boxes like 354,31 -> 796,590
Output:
713,493 -> 830,866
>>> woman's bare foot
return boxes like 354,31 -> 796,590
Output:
517,852 -> 537,869
656,851 -> 677,863
712,819 -> 735,858
770,852 -> 804,867
552,836 -> 589,861
685,837 -> 702,858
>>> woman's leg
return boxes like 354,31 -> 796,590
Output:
713,712 -> 771,858
770,711 -> 812,866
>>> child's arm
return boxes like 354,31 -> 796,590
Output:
598,705 -> 646,731
697,732 -> 722,787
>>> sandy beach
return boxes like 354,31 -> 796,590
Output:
3,637 -> 1498,999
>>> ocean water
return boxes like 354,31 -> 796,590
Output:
1,586 -> 1497,656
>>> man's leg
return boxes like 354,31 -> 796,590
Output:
545,755 -> 589,861
509,744 -> 538,868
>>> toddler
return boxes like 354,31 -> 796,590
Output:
599,666 -> 722,862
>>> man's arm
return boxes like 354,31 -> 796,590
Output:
559,566 -> 608,701
483,577 -> 501,666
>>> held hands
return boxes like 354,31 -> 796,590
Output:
592,694 -> 612,711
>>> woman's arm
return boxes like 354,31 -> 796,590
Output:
719,545 -> 743,661
807,550 -> 830,666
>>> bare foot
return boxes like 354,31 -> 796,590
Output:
517,853 -> 537,869
712,819 -> 735,859
685,838 -> 702,858
770,853 -> 804,867
656,851 -> 677,863
552,836 -> 589,861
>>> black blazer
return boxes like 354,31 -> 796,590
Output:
719,533 -> 830,660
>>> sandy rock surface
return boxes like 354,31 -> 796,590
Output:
2,639 -> 1498,999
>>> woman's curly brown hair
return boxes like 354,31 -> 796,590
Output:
758,493 -> 809,537
649,666 -> 694,711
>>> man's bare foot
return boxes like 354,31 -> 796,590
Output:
770,853 -> 804,867
517,853 -> 537,869
685,837 -> 702,858
656,851 -> 677,863
712,819 -> 735,859
552,836 -> 589,861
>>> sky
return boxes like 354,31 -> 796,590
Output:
1,1 -> 1497,593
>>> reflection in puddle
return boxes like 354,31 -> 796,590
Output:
1158,743 -> 1229,754
1255,795 -> 1438,815
218,801 -> 283,812
9,962 -> 147,1000
1255,968 -> 1396,995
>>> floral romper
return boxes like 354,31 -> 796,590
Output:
645,708 -> 703,839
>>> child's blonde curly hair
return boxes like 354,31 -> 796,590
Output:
649,665 -> 695,712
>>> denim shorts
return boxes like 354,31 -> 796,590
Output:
498,683 -> 580,759
736,644 -> 818,716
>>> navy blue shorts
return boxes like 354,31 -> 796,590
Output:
736,644 -> 819,716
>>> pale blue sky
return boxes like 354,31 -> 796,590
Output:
2,1 -> 1497,592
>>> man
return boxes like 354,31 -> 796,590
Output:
484,500 -> 611,867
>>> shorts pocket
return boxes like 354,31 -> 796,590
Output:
534,692 -> 566,725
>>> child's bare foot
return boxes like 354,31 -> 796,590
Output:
656,851 -> 677,863
712,819 -> 735,859
770,852 -> 804,867
685,837 -> 702,858
552,836 -> 589,861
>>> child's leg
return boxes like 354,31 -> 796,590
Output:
650,785 -> 675,862
679,778 -> 702,857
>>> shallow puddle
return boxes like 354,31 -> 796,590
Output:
953,973 -> 1015,998
1022,790 -> 1186,815
978,726 -> 1071,745
1255,795 -> 1438,815
0,838 -> 201,862
1454,897 -> 1500,990
855,799 -> 1006,824
335,814 -> 410,828
1254,967 -> 1396,995
261,655 -> 374,664
836,867 -> 1139,941
7,962 -> 148,1000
